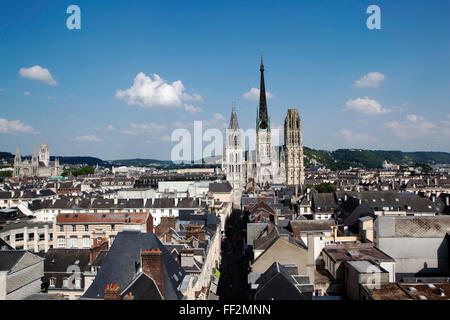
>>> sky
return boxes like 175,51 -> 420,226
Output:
0,0 -> 449,160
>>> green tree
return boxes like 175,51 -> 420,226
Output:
312,182 -> 337,193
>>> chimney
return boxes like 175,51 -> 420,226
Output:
446,196 -> 450,207
141,249 -> 164,298
332,226 -> 338,242
90,239 -> 109,264
306,233 -> 316,285
159,216 -> 176,236
274,209 -> 280,225
122,291 -> 134,300
114,198 -> 118,205
104,283 -> 121,300
186,225 -> 205,241
174,198 -> 179,206
181,249 -> 194,268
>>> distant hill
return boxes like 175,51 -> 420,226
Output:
50,156 -> 107,166
0,152 -> 14,160
110,158 -> 173,167
2,148 -> 450,170
303,148 -> 450,170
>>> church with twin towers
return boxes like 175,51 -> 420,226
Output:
222,57 -> 305,190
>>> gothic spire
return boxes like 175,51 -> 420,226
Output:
14,144 -> 21,162
229,107 -> 239,130
258,56 -> 268,130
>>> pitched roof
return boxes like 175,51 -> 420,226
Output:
43,249 -> 91,272
0,250 -> 26,271
209,181 -> 232,193
56,212 -> 148,224
82,231 -> 186,300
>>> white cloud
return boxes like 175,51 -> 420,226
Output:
0,118 -> 37,134
121,122 -> 168,136
343,97 -> 391,115
24,91 -> 31,96
182,93 -> 203,101
242,87 -> 274,101
105,124 -> 115,131
384,114 -> 436,138
214,113 -> 225,121
75,135 -> 102,142
339,128 -> 376,144
19,66 -> 57,86
184,103 -> 202,114
354,72 -> 386,88
116,72 -> 201,109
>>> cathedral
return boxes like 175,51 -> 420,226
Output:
222,58 -> 305,190
13,143 -> 63,178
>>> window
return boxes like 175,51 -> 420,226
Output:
28,233 -> 35,240
84,225 -> 89,231
59,225 -> 64,232
58,237 -> 66,247
70,237 -> 78,248
83,237 -> 90,247
49,233 -> 53,239
39,234 -> 45,241
49,278 -> 56,288
72,225 -> 76,232
111,224 -> 115,231
15,233 -> 24,241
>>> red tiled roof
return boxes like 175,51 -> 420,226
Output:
56,211 -> 149,224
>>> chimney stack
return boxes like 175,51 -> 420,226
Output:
90,238 -> 109,264
180,249 -> 194,268
122,291 -> 134,300
141,249 -> 164,298
104,283 -> 121,300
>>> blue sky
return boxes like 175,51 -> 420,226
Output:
0,0 -> 449,160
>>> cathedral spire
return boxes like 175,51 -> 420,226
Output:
258,56 -> 268,130
14,144 -> 21,163
229,107 -> 239,130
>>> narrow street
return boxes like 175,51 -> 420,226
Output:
217,209 -> 250,300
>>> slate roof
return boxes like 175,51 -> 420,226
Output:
82,231 -> 186,300
394,216 -> 450,238
0,238 -> 14,250
43,249 -> 91,272
120,272 -> 163,300
312,193 -> 337,212
254,261 -> 313,300
209,181 -> 232,193
253,227 -> 280,251
0,250 -> 26,271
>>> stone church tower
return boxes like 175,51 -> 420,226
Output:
223,108 -> 244,190
39,143 -> 50,167
284,109 -> 305,187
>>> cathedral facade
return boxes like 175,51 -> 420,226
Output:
13,143 -> 63,178
222,58 -> 305,190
